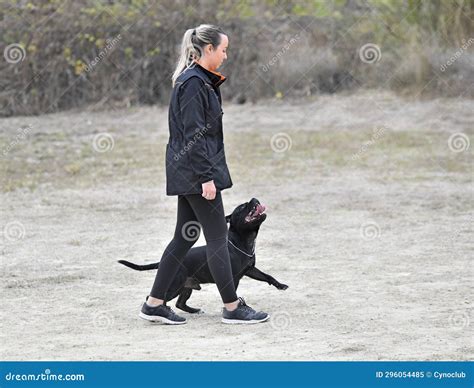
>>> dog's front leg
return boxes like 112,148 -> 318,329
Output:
245,267 -> 288,290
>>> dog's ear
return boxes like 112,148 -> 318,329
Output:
225,214 -> 231,223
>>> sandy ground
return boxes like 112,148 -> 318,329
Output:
0,90 -> 472,360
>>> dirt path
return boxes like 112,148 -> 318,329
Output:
0,91 -> 472,360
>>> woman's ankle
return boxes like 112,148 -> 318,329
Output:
224,299 -> 239,311
147,296 -> 164,307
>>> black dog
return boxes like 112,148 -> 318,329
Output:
118,198 -> 288,313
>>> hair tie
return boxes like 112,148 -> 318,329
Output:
192,29 -> 196,36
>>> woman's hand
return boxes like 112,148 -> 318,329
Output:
202,180 -> 216,200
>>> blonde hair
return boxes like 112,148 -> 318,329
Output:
171,24 -> 225,87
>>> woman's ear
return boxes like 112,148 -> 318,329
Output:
225,214 -> 231,223
205,43 -> 214,54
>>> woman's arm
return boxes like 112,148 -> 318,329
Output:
179,77 -> 214,185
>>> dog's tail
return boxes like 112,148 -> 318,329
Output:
117,260 -> 159,271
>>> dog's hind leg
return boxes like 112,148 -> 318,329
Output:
175,288 -> 203,314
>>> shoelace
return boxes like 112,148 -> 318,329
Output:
238,297 -> 255,314
162,304 -> 179,318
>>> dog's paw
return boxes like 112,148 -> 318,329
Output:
277,283 -> 289,290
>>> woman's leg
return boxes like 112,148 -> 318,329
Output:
148,195 -> 200,302
185,191 -> 238,305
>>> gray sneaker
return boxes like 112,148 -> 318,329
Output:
222,297 -> 269,324
139,297 -> 187,325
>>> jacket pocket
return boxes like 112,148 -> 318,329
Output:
209,146 -> 232,190
166,143 -> 194,193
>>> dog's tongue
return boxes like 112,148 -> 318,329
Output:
256,204 -> 266,214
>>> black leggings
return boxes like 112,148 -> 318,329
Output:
150,191 -> 238,304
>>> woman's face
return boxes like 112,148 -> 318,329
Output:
202,34 -> 228,71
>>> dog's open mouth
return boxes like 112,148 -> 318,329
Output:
245,203 -> 266,222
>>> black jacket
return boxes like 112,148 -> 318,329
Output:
165,61 -> 233,196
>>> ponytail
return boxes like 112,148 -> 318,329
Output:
171,24 -> 225,87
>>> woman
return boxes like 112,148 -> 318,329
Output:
139,24 -> 269,325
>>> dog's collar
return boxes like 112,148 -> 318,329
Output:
229,239 -> 256,257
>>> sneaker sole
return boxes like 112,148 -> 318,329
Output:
221,315 -> 270,324
139,312 -> 187,325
